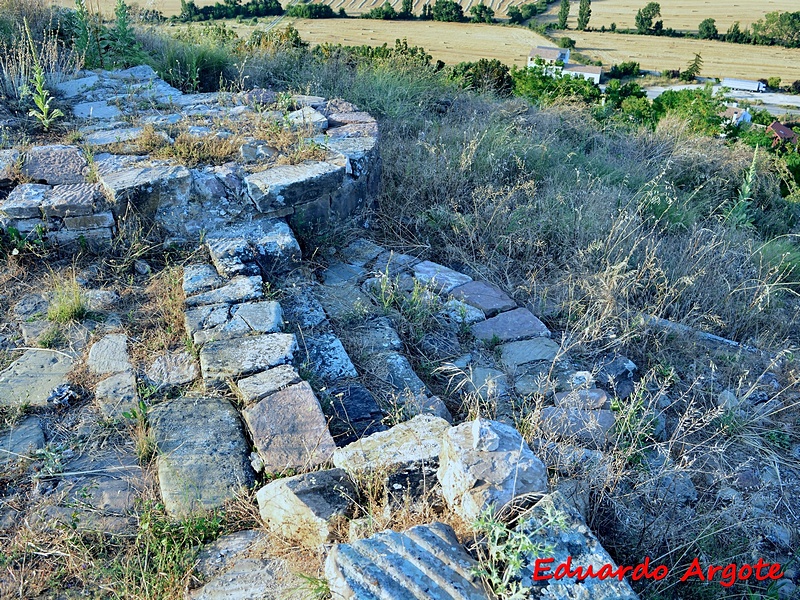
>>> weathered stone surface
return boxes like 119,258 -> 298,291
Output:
200,333 -> 297,382
313,283 -> 374,322
13,293 -> 49,319
206,236 -> 260,278
539,407 -> 616,449
450,280 -> 516,318
334,415 -> 450,499
439,299 -> 485,325
0,149 -> 19,185
554,388 -> 608,409
0,416 -> 45,464
87,334 -> 131,375
38,447 -> 141,534
382,352 -> 428,396
341,238 -> 383,266
243,381 -> 336,472
183,263 -> 225,297
99,165 -> 191,218
327,383 -> 386,446
596,354 -> 637,398
304,333 -> 358,383
63,211 -> 115,230
438,419 -> 548,521
245,162 -> 344,212
499,338 -> 561,371
0,349 -> 74,407
324,136 -> 377,178
73,100 -> 122,120
286,106 -> 328,131
327,111 -> 376,126
95,370 -> 139,419
413,260 -> 472,294
357,317 -> 403,353
517,492 -> 640,599
185,300 -> 282,345
0,183 -> 50,218
83,289 -> 120,311
191,557 -> 305,600
50,227 -> 113,252
55,75 -> 99,98
21,145 -> 87,185
236,364 -> 301,404
281,285 -> 329,329
292,94 -> 326,108
185,275 -> 263,307
420,330 -> 462,360
205,220 -> 302,276
146,351 -> 199,387
464,367 -> 509,400
372,251 -> 420,277
83,127 -> 143,146
251,219 -> 302,275
325,521 -> 489,600
150,396 -> 253,517
322,261 -> 365,286
195,530 -> 265,579
471,308 -> 550,343
256,468 -> 355,547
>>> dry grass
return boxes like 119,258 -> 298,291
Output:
551,30 -> 800,81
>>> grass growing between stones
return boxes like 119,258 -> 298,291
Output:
46,273 -> 88,323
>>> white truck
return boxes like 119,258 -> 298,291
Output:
721,78 -> 766,92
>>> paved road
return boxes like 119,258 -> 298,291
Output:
641,82 -> 800,117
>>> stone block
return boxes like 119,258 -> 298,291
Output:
289,196 -> 331,234
41,183 -> 104,218
303,333 -> 358,383
471,308 -> 550,343
286,106 -> 328,132
49,227 -> 113,252
82,127 -> 143,146
63,211 -> 115,230
437,419 -> 548,521
498,338 -> 561,371
244,161 -> 344,213
256,468 -> 355,547
183,263 -> 224,297
206,236 -> 260,278
150,396 -> 253,517
0,350 -> 72,408
95,370 -> 139,420
87,334 -> 131,375
326,383 -> 386,446
539,407 -> 616,449
243,381 -> 336,473
553,388 -> 608,410
54,75 -> 99,98
199,333 -> 297,382
0,149 -> 19,186
236,364 -> 301,404
0,416 -> 44,464
450,280 -> 516,318
99,165 -> 191,220
0,183 -> 50,218
146,351 -> 199,387
184,275 -> 263,307
21,145 -> 87,185
413,260 -> 472,294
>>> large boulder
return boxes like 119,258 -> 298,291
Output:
437,419 -> 548,521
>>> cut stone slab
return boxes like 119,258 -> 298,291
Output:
341,238 -> 384,266
333,415 -> 450,499
0,149 -> 19,185
73,100 -> 122,119
372,251 -> 420,277
256,468 -> 355,547
413,260 -> 472,294
325,521 -> 489,600
244,161 -> 344,213
82,127 -> 143,146
146,351 -> 199,387
326,383 -> 386,446
55,74 -> 99,98
50,227 -> 113,252
303,333 -> 358,383
439,299 -> 485,325
41,183 -> 106,217
281,286 -> 329,329
183,263 -> 225,297
357,317 -> 403,353
206,236 -> 260,278
0,183 -> 50,218
286,106 -> 328,131
21,145 -> 87,185
554,388 -> 608,410
195,530 -> 266,579
242,381 -> 336,473
99,165 -> 191,218
471,308 -> 550,343
517,492 -> 640,599
190,557 -> 305,600
13,293 -> 49,319
0,416 -> 45,464
199,333 -> 297,382
95,370 -> 139,420
150,396 -> 253,517
313,283 -> 375,322
322,261 -> 366,286
185,275 -> 263,308
324,136 -> 378,177
539,407 -> 616,449
450,280 -> 516,318
437,419 -> 548,521
63,211 -> 115,230
420,330 -> 462,361
87,334 -> 131,375
185,300 -> 282,346
463,367 -> 509,401
381,352 -> 428,397
0,349 -> 74,407
236,364 -> 301,404
498,338 -> 561,371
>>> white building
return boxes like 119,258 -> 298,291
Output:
563,65 -> 603,85
527,47 -> 603,84
720,106 -> 752,127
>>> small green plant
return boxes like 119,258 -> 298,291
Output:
47,277 -> 88,323
124,398 -> 156,463
471,506 -> 556,599
725,147 -> 758,230
38,325 -> 66,349
21,19 -> 63,131
296,573 -> 331,599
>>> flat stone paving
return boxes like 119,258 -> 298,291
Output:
0,349 -> 74,407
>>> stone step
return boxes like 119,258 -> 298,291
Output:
199,333 -> 297,382
150,396 -> 253,517
325,521 -> 489,600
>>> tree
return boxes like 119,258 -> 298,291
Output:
698,17 -> 717,39
400,0 -> 413,17
469,2 -> 494,23
557,0 -> 569,29
679,53 -> 702,82
558,36 -> 575,48
635,2 -> 660,34
576,0 -> 591,30
507,5 -> 523,24
432,0 -> 464,22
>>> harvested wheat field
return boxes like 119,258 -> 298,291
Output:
552,30 -> 800,81
555,0 -> 797,32
240,18 -> 553,67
